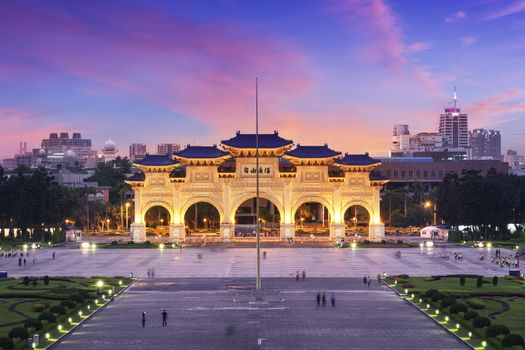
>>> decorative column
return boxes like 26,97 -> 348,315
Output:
280,180 -> 295,241
368,187 -> 385,242
169,224 -> 185,242
130,188 -> 146,242
220,180 -> 233,241
329,184 -> 344,242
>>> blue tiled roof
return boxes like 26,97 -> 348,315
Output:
369,172 -> 388,181
285,145 -> 341,158
335,154 -> 381,166
133,154 -> 178,166
221,131 -> 293,149
175,146 -> 229,159
127,172 -> 145,181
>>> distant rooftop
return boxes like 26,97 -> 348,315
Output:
133,154 -> 178,166
335,154 -> 381,166
175,145 -> 229,159
285,145 -> 341,159
221,131 -> 293,149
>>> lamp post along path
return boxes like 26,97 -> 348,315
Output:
255,77 -> 261,291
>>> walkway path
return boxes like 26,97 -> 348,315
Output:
55,278 -> 468,350
2,247 -> 513,278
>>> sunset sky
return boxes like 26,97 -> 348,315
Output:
1,0 -> 525,159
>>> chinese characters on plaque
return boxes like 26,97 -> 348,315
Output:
241,165 -> 273,177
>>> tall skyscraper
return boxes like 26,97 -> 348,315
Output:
129,143 -> 147,161
469,129 -> 501,160
438,88 -> 468,149
157,143 -> 181,155
41,132 -> 94,157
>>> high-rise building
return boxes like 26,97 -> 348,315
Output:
157,143 -> 181,155
129,143 -> 147,161
504,149 -> 524,169
469,129 -> 501,160
392,125 -> 410,151
41,132 -> 95,158
438,89 -> 468,149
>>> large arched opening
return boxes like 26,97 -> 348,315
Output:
233,197 -> 281,238
144,205 -> 171,236
343,205 -> 370,237
293,201 -> 331,237
184,202 -> 221,237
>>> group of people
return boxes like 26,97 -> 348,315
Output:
491,249 -> 520,268
146,268 -> 156,278
295,270 -> 306,281
316,292 -> 336,307
393,250 -> 402,259
363,275 -> 372,287
0,248 -> 28,258
454,252 -> 464,261
141,309 -> 168,327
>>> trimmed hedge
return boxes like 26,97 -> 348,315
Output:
472,316 -> 491,328
431,292 -> 445,302
459,276 -> 465,286
8,327 -> 28,340
0,337 -> 14,350
50,304 -> 66,315
61,299 -> 77,309
32,303 -> 47,312
485,324 -> 510,338
450,303 -> 468,314
464,310 -> 479,320
23,319 -> 42,331
502,334 -> 524,347
440,297 -> 456,309
466,298 -> 485,310
424,289 -> 439,298
71,294 -> 85,303
38,311 -> 57,323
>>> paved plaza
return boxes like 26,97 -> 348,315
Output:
1,246 -> 515,278
54,278 -> 468,350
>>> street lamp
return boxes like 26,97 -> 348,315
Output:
423,201 -> 437,225
300,217 -> 304,229
203,217 -> 208,230
106,219 -> 110,231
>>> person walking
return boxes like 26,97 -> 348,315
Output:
18,257 -> 21,266
322,293 -> 326,307
147,268 -> 151,278
52,251 -> 55,260
142,312 -> 146,328
296,271 -> 300,281
162,309 -> 168,327
316,292 -> 321,306
367,277 -> 371,287
301,270 -> 306,281
363,276 -> 367,284
330,292 -> 336,307
263,251 -> 267,260
23,258 -> 26,266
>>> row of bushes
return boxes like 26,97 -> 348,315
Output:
421,288 -> 524,347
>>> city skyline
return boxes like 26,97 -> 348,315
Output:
1,0 -> 525,159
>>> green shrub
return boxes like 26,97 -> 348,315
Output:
485,324 -> 510,338
0,337 -> 14,350
32,279 -> 37,286
431,292 -> 445,302
61,299 -> 77,309
502,334 -> 524,347
38,311 -> 57,323
111,240 -> 118,245
8,327 -> 28,340
464,310 -> 478,320
450,303 -> 468,314
23,319 -> 42,331
466,298 -> 485,310
32,303 -> 47,312
476,276 -> 483,287
43,275 -> 50,285
424,289 -> 439,298
71,294 -> 85,303
472,316 -> 491,328
397,239 -> 403,244
401,283 -> 415,289
381,239 -> 387,244
459,277 -> 465,286
49,304 -> 66,315
492,276 -> 499,286
144,240 -> 151,245
127,240 -> 135,245
440,297 -> 456,309
22,276 -> 30,286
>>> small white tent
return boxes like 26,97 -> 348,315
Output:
420,225 -> 449,240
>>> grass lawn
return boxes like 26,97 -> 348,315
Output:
387,275 -> 525,349
0,276 -> 132,349
98,242 -> 182,249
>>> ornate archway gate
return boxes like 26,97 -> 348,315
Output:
126,132 -> 388,242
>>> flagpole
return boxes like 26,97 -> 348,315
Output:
255,77 -> 261,291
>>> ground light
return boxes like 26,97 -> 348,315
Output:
57,325 -> 62,331
350,242 -> 357,249
78,311 -> 83,316
118,280 -> 123,286
456,323 -> 460,330
22,244 -> 28,251
468,332 -> 472,338
482,340 -> 487,348
87,305 -> 91,310
404,289 -> 408,294
444,316 -> 449,322
436,310 -> 439,315
487,242 -> 492,249
96,280 -> 104,288
159,243 -> 165,249
81,242 -> 90,249
45,333 -> 50,340
32,342 -> 36,348
68,317 -> 72,323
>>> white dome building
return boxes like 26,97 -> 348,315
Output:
101,139 -> 118,162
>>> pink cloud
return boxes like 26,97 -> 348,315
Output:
328,0 -> 405,71
405,42 -> 433,53
461,36 -> 477,46
444,11 -> 466,23
482,1 -> 525,21
467,90 -> 525,126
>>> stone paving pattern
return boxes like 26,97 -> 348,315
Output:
55,278 -> 468,350
1,246 -> 515,278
